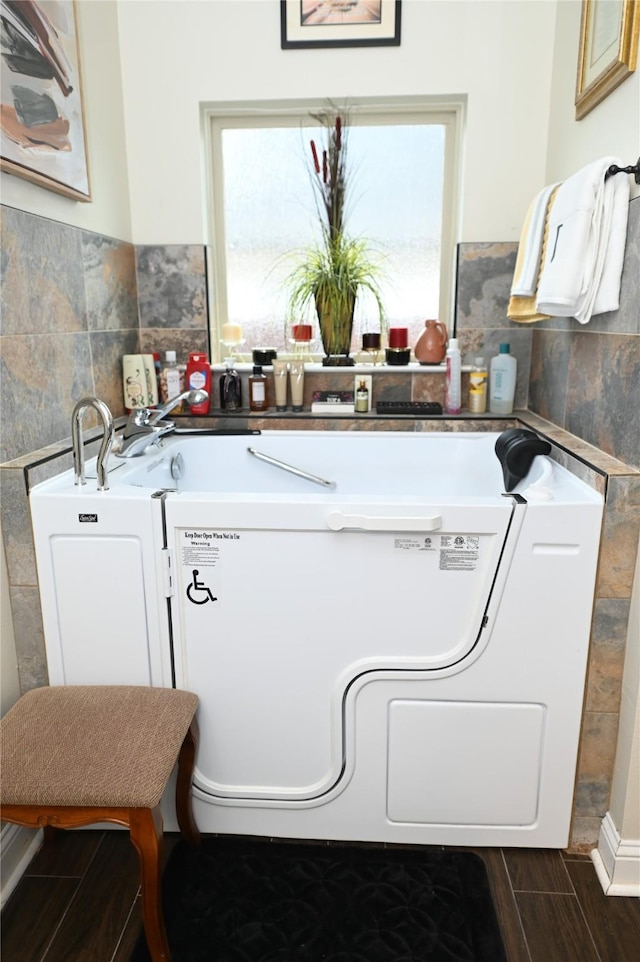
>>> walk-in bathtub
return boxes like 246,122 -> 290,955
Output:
30,430 -> 603,847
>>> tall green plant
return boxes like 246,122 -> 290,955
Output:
284,104 -> 385,360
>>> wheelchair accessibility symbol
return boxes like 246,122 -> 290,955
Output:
186,569 -> 217,605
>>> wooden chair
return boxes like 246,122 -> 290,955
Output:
0,685 -> 200,962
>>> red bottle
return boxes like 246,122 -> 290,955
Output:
185,352 -> 211,414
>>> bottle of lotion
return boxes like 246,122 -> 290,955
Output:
489,343 -> 517,414
444,337 -> 462,414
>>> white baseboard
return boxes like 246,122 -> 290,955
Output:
592,812 -> 640,897
0,823 -> 42,909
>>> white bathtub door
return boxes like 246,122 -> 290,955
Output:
164,495 -> 513,802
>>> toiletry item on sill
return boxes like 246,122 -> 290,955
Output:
185,352 -> 211,415
311,390 -> 355,414
444,337 -> 462,414
289,360 -> 305,412
252,348 -> 277,366
219,358 -> 242,411
248,364 -> 269,412
152,352 -> 162,404
123,354 -> 158,410
355,376 -> 371,413
159,351 -> 184,412
272,359 -> 289,411
489,343 -> 517,414
468,356 -> 488,414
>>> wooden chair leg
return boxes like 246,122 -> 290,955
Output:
129,806 -> 171,962
175,720 -> 201,846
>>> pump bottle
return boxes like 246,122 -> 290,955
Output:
248,364 -> 268,412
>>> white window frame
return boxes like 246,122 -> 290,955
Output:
202,96 -> 464,362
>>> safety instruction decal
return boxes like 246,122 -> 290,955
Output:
393,533 -> 479,571
179,529 -> 240,607
180,529 -> 239,568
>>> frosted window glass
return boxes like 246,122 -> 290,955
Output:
221,123 -> 445,353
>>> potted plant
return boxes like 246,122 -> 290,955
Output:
284,106 -> 385,365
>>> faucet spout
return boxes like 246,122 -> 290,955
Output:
115,389 -> 209,459
150,388 -> 208,423
72,398 -> 115,491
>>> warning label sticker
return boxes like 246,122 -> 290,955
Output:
179,529 -> 239,568
439,534 -> 480,571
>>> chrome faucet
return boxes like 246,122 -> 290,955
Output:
72,397 -> 115,491
116,389 -> 208,458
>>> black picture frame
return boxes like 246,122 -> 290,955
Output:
281,1 -> 402,49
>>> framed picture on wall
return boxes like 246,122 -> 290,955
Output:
0,0 -> 91,201
281,0 -> 402,49
575,0 -> 639,120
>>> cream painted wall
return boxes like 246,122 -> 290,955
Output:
116,0 -> 557,245
0,0 -> 132,239
546,0 -> 640,198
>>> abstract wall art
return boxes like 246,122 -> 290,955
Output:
0,0 -> 90,200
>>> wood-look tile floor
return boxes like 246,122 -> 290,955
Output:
1,831 -> 639,961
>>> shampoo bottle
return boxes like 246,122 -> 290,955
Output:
444,337 -> 462,414
489,343 -> 517,414
248,364 -> 268,412
185,351 -> 211,414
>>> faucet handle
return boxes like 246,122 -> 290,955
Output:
130,407 -> 152,425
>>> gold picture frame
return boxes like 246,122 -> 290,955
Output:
575,0 -> 640,120
0,0 -> 91,201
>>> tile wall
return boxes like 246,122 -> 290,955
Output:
1,194 -> 638,850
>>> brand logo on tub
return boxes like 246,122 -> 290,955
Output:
78,513 -> 98,523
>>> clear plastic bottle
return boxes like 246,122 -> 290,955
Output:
160,350 -> 184,413
444,337 -> 462,414
219,358 -> 242,411
489,344 -> 517,415
468,356 -> 488,414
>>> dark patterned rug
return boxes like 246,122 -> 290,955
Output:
131,836 -> 507,962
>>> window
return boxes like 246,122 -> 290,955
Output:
205,98 -> 462,360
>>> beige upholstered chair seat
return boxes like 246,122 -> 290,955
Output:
1,685 -> 200,962
2,685 -> 198,808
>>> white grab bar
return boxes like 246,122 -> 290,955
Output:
327,512 -> 442,532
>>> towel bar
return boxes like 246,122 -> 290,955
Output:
604,156 -> 640,183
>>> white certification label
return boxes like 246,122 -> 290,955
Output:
439,534 -> 480,571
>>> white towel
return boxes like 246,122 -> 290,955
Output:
535,156 -> 630,324
510,182 -> 560,297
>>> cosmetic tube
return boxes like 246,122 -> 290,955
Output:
272,359 -> 289,411
289,360 -> 305,412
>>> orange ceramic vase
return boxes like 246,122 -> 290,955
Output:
414,320 -> 447,364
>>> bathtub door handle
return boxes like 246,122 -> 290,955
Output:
327,512 -> 442,532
